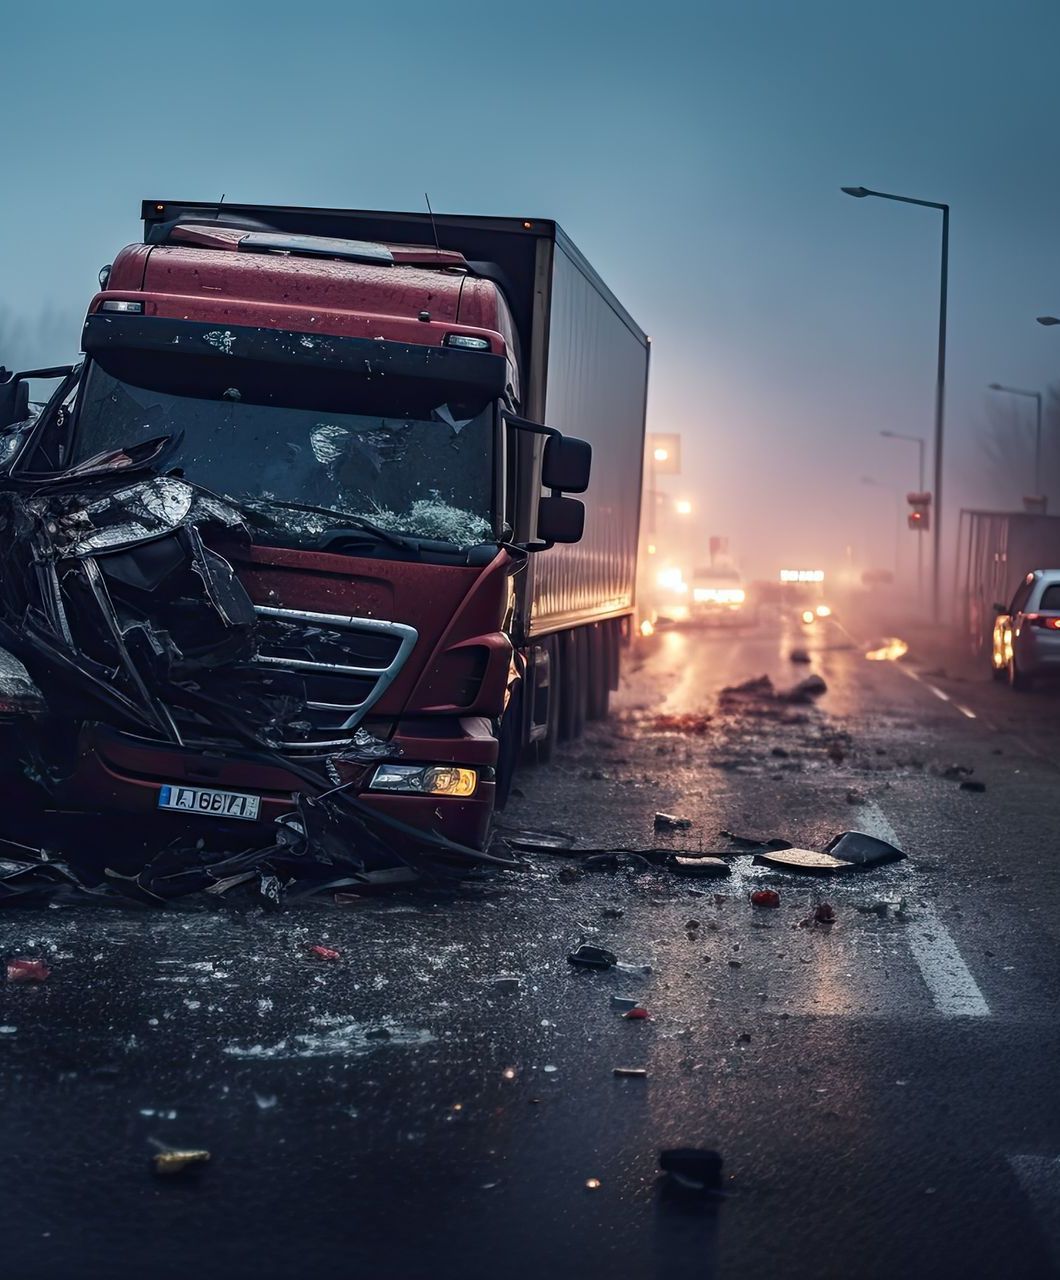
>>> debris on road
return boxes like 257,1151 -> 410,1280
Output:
6,957 -> 50,983
611,995 -> 641,1012
720,830 -> 792,851
941,764 -> 975,780
754,830 -> 906,874
307,944 -> 341,962
749,889 -> 781,908
659,1148 -> 724,1193
153,1149 -> 211,1177
785,673 -> 828,703
502,829 -> 576,853
799,902 -> 836,927
671,855 -> 731,877
655,812 -> 693,831
823,830 -> 906,867
568,944 -> 617,970
613,1067 -> 648,1078
789,648 -> 812,664
623,1007 -> 650,1020
752,847 -> 851,874
959,780 -> 987,793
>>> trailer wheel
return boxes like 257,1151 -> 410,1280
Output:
558,629 -> 586,741
587,624 -> 610,721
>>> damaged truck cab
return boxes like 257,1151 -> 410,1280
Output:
0,202 -> 648,863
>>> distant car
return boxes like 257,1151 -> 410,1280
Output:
991,569 -> 1060,689
690,567 -> 749,625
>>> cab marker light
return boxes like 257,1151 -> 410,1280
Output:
100,300 -> 143,314
444,334 -> 491,351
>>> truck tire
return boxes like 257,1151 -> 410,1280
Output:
533,636 -> 561,765
587,623 -> 610,721
495,681 -> 523,809
559,629 -> 587,741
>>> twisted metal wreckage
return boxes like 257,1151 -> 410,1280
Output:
0,420 -> 520,906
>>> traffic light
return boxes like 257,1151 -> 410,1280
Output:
907,491 -> 931,531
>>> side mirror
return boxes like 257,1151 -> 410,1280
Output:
0,368 -> 29,431
536,495 -> 584,546
542,434 -> 591,494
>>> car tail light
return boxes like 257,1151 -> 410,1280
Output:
1024,614 -> 1060,629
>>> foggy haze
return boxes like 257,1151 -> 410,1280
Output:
4,0 -> 1060,586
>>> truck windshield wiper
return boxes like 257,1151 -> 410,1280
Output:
240,495 -> 416,550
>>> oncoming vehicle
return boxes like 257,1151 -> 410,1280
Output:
690,565 -> 748,624
991,569 -> 1060,690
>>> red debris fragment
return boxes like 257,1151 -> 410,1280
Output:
307,945 -> 341,962
798,903 -> 837,928
623,1007 -> 650,1020
6,958 -> 50,983
750,889 -> 781,908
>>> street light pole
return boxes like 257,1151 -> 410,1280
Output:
843,187 -> 949,622
880,429 -> 926,600
987,383 -> 1043,502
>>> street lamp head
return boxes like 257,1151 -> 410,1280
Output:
1037,316 -> 1060,327
653,447 -> 669,462
675,500 -> 693,516
841,186 -> 870,198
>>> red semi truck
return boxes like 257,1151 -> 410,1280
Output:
0,201 -> 649,856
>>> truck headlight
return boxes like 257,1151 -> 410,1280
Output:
369,764 -> 478,797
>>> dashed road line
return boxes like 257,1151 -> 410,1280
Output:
857,802 -> 991,1018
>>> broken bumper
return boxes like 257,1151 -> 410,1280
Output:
51,721 -> 497,851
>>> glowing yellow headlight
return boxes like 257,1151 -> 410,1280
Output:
815,604 -> 832,618
370,764 -> 478,797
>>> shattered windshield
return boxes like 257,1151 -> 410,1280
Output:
66,358 -> 496,548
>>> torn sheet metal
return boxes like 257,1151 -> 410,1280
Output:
0,452 -> 512,902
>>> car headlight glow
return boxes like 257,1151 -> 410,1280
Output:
370,764 -> 478,797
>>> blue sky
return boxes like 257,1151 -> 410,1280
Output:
4,0 -> 1060,578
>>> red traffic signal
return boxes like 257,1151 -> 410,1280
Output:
906,491 -> 931,532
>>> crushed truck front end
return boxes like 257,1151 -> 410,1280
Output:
0,213 -> 542,862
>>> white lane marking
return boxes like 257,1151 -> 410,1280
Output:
1009,1156 -> 1060,1266
832,618 -> 987,726
856,803 -> 991,1018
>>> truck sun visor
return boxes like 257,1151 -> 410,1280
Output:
82,315 -> 508,399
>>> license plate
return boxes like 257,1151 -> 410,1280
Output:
158,784 -> 262,821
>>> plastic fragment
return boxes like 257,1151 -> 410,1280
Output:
750,889 -> 781,908
568,943 -> 617,970
654,812 -> 692,830
153,1149 -> 211,1176
623,1007 -> 650,1020
6,958 -> 50,983
610,995 -> 640,1012
613,1067 -> 648,1078
671,855 -> 730,877
307,944 -> 341,962
959,780 -> 986,793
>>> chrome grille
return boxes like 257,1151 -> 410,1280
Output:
253,606 -> 417,752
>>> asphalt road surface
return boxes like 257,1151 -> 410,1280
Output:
2,604 -> 1059,1280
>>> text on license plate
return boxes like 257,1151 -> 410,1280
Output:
158,785 -> 262,821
